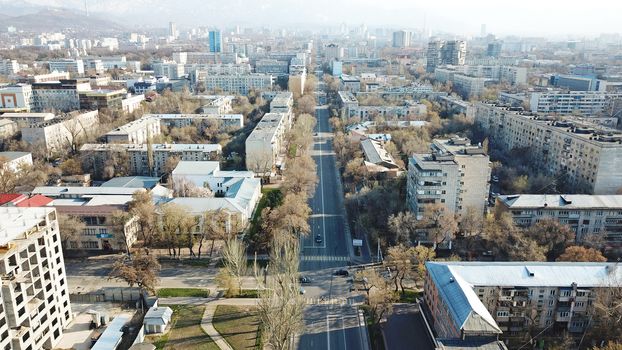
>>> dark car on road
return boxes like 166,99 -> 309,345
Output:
334,269 -> 349,277
315,234 -> 323,244
299,276 -> 312,284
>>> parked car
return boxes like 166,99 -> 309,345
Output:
299,276 -> 312,284
334,269 -> 349,277
492,175 -> 499,183
315,234 -> 323,244
299,287 -> 306,295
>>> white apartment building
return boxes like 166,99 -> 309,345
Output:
475,103 -> 622,194
338,91 -> 427,120
185,63 -> 251,76
0,84 -> 33,112
203,74 -> 274,95
152,61 -> 184,79
155,114 -> 244,131
0,119 -> 18,138
21,72 -> 70,84
80,143 -> 222,176
0,207 -> 73,350
245,113 -> 289,176
47,59 -> 85,75
121,94 -> 145,114
529,91 -> 622,116
425,262 -> 622,345
0,152 -> 33,172
22,111 -> 99,155
105,117 -> 162,144
496,194 -> 622,243
407,137 -> 491,218
0,113 -> 55,128
269,92 -> 294,120
452,74 -> 487,98
195,95 -> 234,114
0,59 -> 20,75
173,52 -> 240,65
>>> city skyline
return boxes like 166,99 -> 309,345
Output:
3,0 -> 622,37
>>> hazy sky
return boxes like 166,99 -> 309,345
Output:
7,0 -> 622,37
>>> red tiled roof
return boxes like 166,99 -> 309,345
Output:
14,195 -> 53,207
0,194 -> 25,205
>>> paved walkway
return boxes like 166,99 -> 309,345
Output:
200,298 -> 261,350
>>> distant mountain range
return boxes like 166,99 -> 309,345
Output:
2,6 -> 126,33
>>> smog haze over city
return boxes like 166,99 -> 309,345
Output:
1,0 -> 622,350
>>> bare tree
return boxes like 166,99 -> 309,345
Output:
108,249 -> 161,295
217,238 -> 247,297
128,190 -> 157,247
257,236 -> 305,350
384,245 -> 414,293
387,211 -> 417,246
58,213 -> 86,251
419,203 -> 459,247
173,176 -> 213,197
355,268 -> 396,349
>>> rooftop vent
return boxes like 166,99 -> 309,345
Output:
525,266 -> 535,277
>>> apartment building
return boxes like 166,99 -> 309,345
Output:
105,116 -> 162,144
121,94 -> 145,114
0,84 -> 33,112
427,40 -> 467,73
31,79 -> 92,112
407,137 -> 491,218
0,207 -> 73,350
340,75 -> 361,92
0,59 -> 20,75
186,64 -> 251,76
245,113 -> 289,176
425,261 -> 622,346
337,91 -> 427,120
495,194 -> 622,243
203,74 -> 274,95
0,113 -> 55,128
195,95 -> 234,114
529,91 -> 622,117
269,92 -> 294,121
152,61 -> 184,79
22,111 -> 99,155
156,114 -> 244,131
0,152 -> 33,172
452,74 -> 487,98
475,103 -> 622,194
80,143 -> 222,176
392,30 -> 412,48
173,52 -> 240,65
48,59 -> 85,75
19,72 -> 70,84
255,59 -> 289,75
0,119 -> 18,138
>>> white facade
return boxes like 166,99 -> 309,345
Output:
121,94 -> 145,114
0,59 -> 20,75
407,138 -> 491,218
0,113 -> 56,128
0,152 -> 33,172
0,84 -> 33,112
245,113 -> 289,175
48,59 -> 85,75
31,79 -> 92,113
22,111 -> 99,155
0,207 -> 73,350
105,116 -> 162,144
529,91 -> 622,116
204,74 -> 274,95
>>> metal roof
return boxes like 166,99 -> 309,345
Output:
91,313 -> 131,350
498,194 -> 622,210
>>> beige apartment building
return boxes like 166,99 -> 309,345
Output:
80,143 -> 222,176
495,194 -> 622,244
475,102 -> 622,194
0,207 -> 73,350
407,137 -> 491,218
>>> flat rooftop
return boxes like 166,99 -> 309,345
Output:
0,207 -> 53,246
498,194 -> 622,210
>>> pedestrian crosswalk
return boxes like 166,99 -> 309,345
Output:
301,255 -> 349,262
305,297 -> 351,305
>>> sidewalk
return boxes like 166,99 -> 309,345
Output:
200,298 -> 261,350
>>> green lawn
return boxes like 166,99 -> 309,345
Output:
212,305 -> 261,350
150,305 -> 219,350
157,288 -> 210,298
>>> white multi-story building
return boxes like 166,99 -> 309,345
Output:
269,92 -> 294,120
0,151 -> 33,172
48,59 -> 85,75
20,72 -> 70,84
195,95 -> 234,114
0,84 -> 33,112
152,61 -> 184,79
529,91 -> 622,117
475,103 -> 622,194
0,59 -> 20,76
80,143 -> 222,176
0,119 -> 18,138
338,91 -> 427,120
245,113 -> 289,176
105,116 -> 162,144
425,261 -> 622,346
0,113 -> 56,128
22,111 -> 99,155
495,194 -> 622,243
203,74 -> 274,95
452,74 -> 487,98
173,52 -> 240,65
0,206 -> 73,350
407,137 -> 491,219
155,114 -> 244,131
121,94 -> 145,114
185,63 -> 251,76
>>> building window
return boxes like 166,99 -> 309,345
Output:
81,241 -> 99,249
